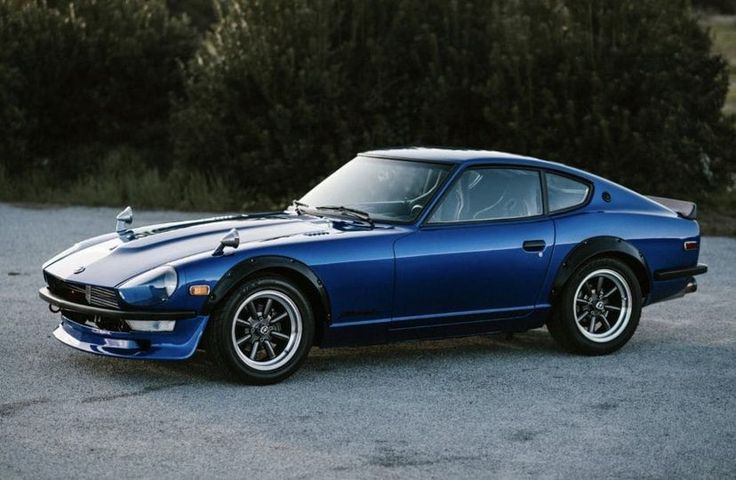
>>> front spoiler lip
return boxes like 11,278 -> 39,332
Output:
39,287 -> 196,320
52,315 -> 209,360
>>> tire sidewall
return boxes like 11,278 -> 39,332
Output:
558,258 -> 642,355
211,275 -> 314,383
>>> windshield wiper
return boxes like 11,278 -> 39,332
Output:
316,205 -> 374,227
293,201 -> 374,227
291,200 -> 310,215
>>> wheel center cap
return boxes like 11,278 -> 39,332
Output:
595,301 -> 605,311
259,325 -> 270,335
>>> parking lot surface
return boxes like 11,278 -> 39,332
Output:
0,203 -> 734,479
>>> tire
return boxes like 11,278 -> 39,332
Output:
205,275 -> 314,384
547,257 -> 642,355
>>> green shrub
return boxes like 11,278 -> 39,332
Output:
172,0 -> 736,206
165,0 -> 218,33
1,0 -> 734,211
693,0 -> 736,14
0,0 -> 198,180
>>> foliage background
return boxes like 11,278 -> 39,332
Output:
0,0 -> 734,228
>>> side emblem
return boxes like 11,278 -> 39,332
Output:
74,266 -> 86,274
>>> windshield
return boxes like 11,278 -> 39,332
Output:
299,156 -> 452,223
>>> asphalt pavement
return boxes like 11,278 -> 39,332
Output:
0,203 -> 734,479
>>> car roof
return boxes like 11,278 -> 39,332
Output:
359,147 -> 525,163
360,147 -> 558,166
358,147 -> 597,180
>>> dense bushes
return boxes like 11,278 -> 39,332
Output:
0,0 -> 197,179
694,0 -> 736,14
171,0 -> 736,203
0,0 -> 734,210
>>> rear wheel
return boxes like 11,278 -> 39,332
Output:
548,257 -> 642,355
206,275 -> 314,384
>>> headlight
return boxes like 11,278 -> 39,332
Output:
118,266 -> 178,306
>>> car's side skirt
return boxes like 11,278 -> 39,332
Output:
388,307 -> 548,342
320,306 -> 550,347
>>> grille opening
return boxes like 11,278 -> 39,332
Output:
62,310 -> 130,332
45,273 -> 120,309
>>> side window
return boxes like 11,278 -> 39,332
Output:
545,173 -> 590,212
428,168 -> 543,223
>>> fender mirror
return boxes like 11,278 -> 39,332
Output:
116,206 -> 133,235
213,228 -> 240,256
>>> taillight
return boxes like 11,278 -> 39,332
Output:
683,241 -> 698,251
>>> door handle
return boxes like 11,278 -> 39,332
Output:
523,240 -> 546,252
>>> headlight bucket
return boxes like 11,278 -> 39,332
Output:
118,266 -> 178,307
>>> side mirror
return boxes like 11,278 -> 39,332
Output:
116,206 -> 133,234
213,228 -> 240,256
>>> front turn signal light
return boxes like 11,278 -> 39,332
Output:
189,285 -> 211,296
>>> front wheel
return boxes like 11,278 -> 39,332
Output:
206,275 -> 314,384
547,257 -> 642,355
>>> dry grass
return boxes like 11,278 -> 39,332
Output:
0,149 -> 282,213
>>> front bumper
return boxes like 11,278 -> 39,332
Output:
40,287 -> 208,360
39,287 -> 195,320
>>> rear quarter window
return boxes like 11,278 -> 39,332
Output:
546,173 -> 590,212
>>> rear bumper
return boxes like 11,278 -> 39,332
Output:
646,264 -> 706,305
653,263 -> 708,281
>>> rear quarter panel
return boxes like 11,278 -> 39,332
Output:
542,178 -> 701,306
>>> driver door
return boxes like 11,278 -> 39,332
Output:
391,167 -> 554,339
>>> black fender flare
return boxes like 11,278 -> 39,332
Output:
550,236 -> 650,299
203,255 -> 331,323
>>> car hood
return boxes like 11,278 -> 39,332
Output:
43,213 -> 337,287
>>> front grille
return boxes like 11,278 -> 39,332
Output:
88,286 -> 119,308
45,273 -> 120,309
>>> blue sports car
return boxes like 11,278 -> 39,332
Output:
40,148 -> 707,384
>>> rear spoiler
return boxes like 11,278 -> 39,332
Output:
647,195 -> 697,220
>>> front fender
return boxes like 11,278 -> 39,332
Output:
203,255 -> 331,322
